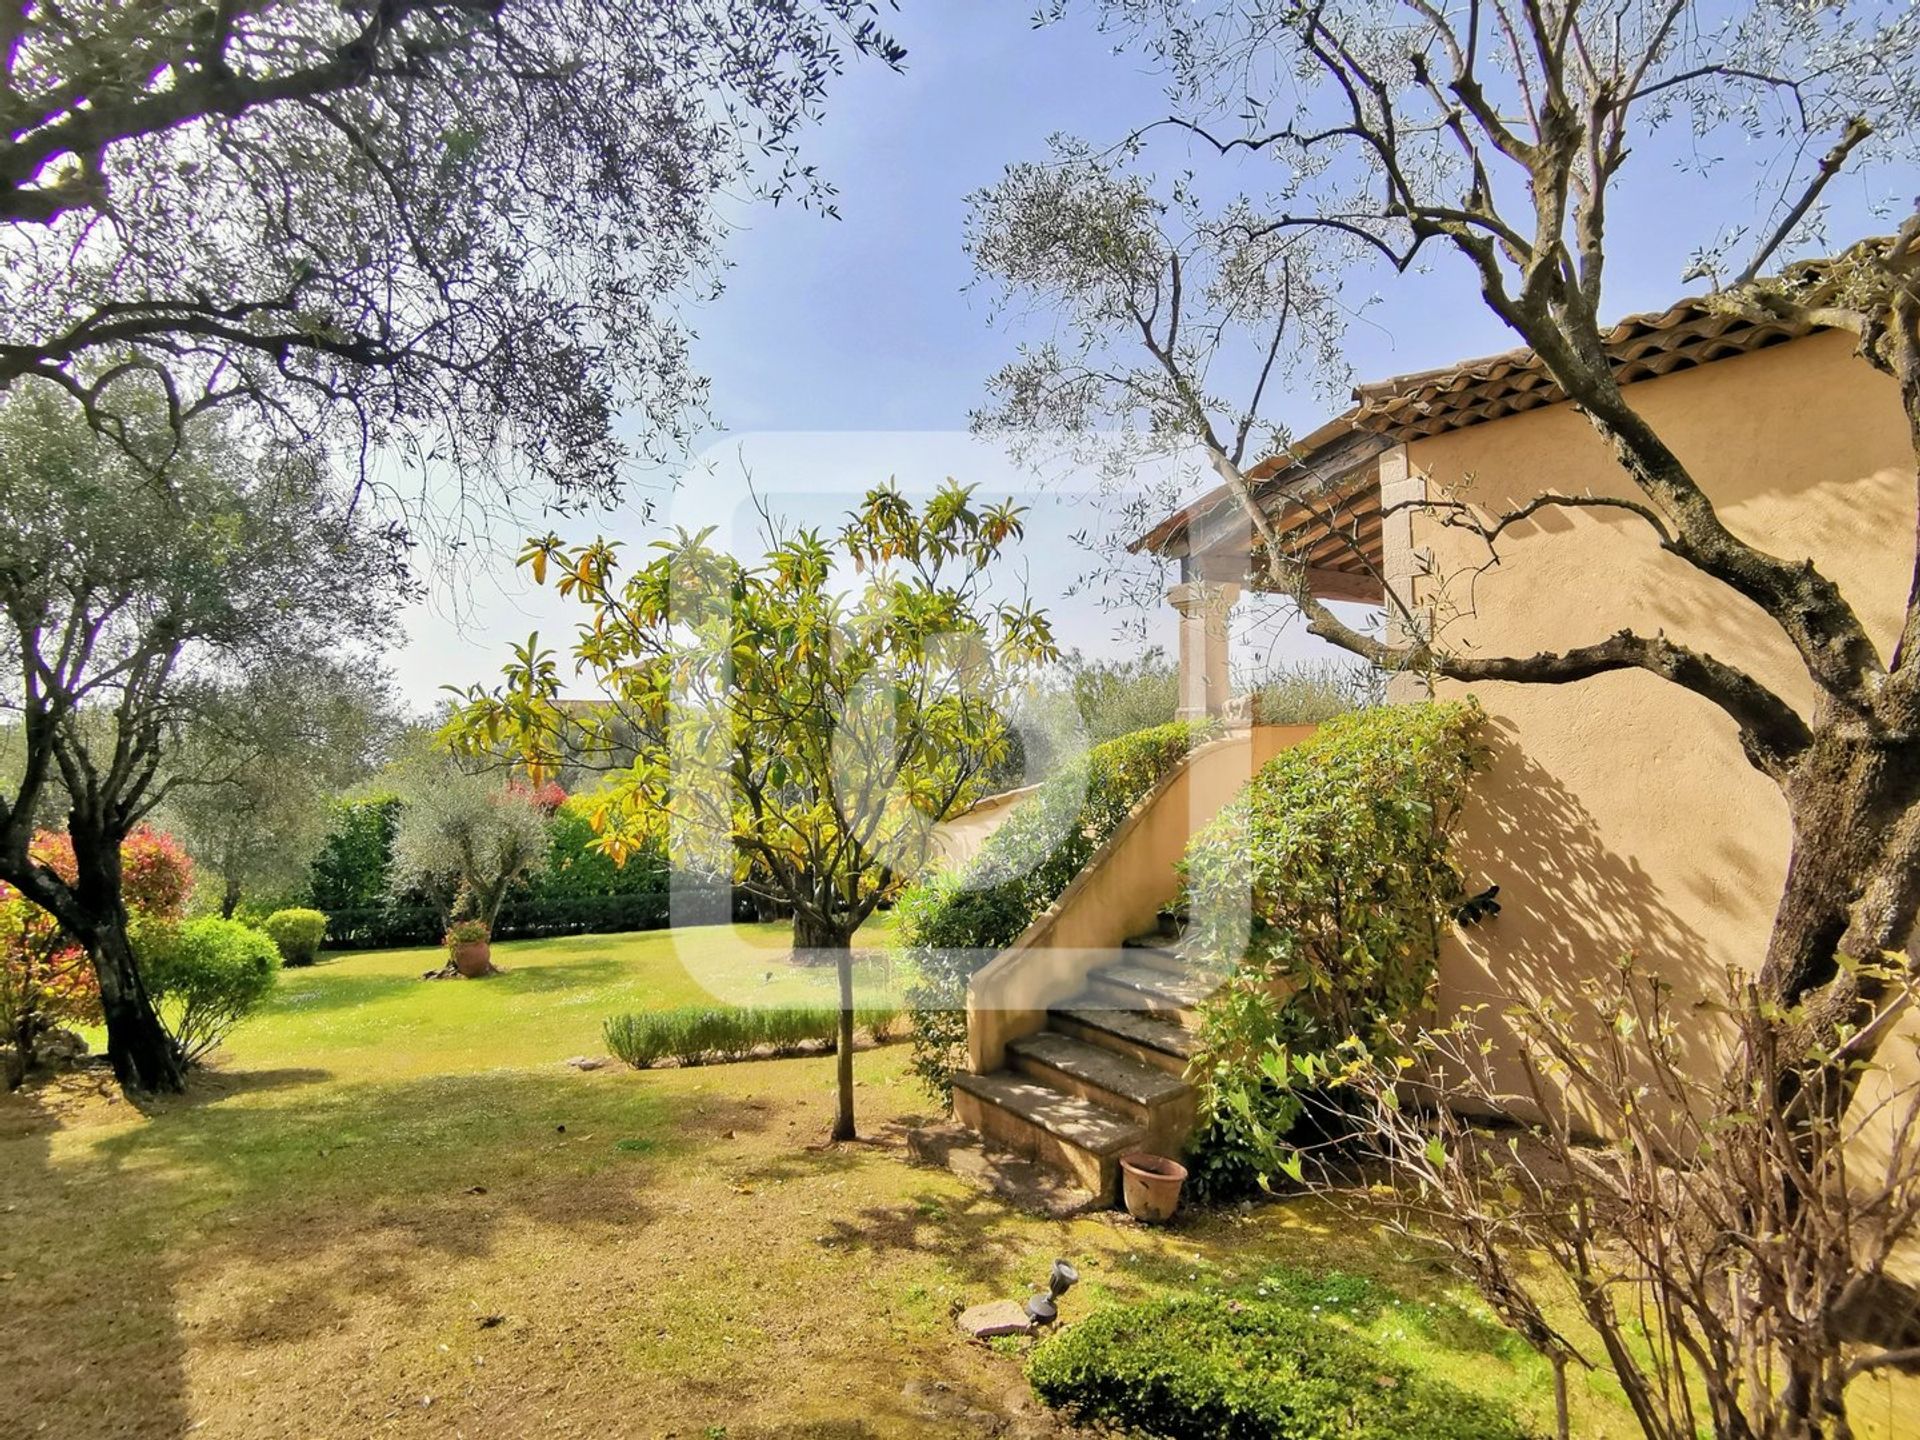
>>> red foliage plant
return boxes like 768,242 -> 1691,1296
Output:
506,779 -> 569,816
1,825 -> 194,1031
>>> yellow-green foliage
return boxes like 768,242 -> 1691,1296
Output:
139,916 -> 280,1063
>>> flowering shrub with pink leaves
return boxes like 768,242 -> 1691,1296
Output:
1,825 -> 193,1084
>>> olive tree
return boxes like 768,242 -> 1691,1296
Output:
1,0 -> 901,513
0,377 -> 394,1091
978,2 -> 1920,1431
387,757 -> 550,931
981,0 -> 1920,1065
164,662 -> 404,917
444,483 -> 1058,1139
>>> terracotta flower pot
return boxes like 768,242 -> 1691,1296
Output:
451,940 -> 494,978
1119,1152 -> 1188,1223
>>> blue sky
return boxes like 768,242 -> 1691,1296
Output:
395,2 -> 1916,711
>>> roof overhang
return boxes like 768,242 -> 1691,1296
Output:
1130,287 -> 1830,606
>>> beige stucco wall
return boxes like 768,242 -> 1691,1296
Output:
967,724 -> 1317,1074
1407,329 -> 1915,1094
928,783 -> 1041,869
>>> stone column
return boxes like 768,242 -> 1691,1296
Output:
1168,579 -> 1239,720
1377,443 -> 1431,703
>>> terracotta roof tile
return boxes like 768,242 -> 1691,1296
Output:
1349,300 -> 1815,440
1133,286 -> 1833,576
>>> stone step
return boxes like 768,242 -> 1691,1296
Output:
1009,1030 -> 1191,1119
1084,960 -> 1219,1022
1119,936 -> 1188,973
1050,1005 -> 1197,1075
951,1071 -> 1145,1202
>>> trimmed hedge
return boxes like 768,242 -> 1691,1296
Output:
604,1003 -> 904,1069
896,719 -> 1219,1103
317,884 -> 742,950
261,907 -> 326,966
306,795 -> 401,913
307,794 -> 710,950
1027,1294 -> 1526,1440
1180,700 -> 1484,1201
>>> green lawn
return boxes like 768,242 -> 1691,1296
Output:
218,918 -> 900,1080
6,923 -> 1913,1439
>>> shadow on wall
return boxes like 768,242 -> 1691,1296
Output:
1443,721 -> 1731,1110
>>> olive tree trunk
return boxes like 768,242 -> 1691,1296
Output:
1744,729 -> 1920,1142
70,828 -> 184,1094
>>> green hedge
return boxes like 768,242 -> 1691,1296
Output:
604,1003 -> 904,1069
1180,700 -> 1483,1200
317,884 -> 740,950
261,907 -> 326,966
306,791 -> 725,949
306,795 -> 402,913
1027,1294 -> 1525,1440
896,719 -> 1219,1103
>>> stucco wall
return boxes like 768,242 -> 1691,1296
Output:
928,783 -> 1041,869
967,724 -> 1317,1074
1408,329 -> 1915,1091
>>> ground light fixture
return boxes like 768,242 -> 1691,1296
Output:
1025,1259 -> 1080,1324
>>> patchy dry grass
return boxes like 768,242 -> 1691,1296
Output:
5,924 -> 1914,1438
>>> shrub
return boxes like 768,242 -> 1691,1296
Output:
306,792 -> 694,949
1180,701 -> 1484,1200
854,1004 -> 903,1043
527,797 -> 672,902
897,719 -> 1219,1103
117,826 -> 196,921
261,908 -> 327,967
603,1011 -> 675,1069
1246,657 -> 1383,724
1027,1294 -> 1526,1440
1065,647 -> 1180,743
2,825 -> 194,1082
307,795 -> 402,912
139,917 -> 279,1063
602,1003 -> 903,1069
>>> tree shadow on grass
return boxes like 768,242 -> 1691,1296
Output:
0,1079 -> 191,1440
805,1181 -> 1076,1295
266,953 -> 632,1015
488,953 -> 629,993
0,1063 -> 781,1438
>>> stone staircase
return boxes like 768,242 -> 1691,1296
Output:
950,919 -> 1211,1204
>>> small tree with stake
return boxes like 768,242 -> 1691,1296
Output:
444,482 -> 1057,1140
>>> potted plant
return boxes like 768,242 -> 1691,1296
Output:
1118,1152 -> 1188,1223
445,919 -> 496,978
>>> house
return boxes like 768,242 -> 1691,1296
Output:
950,289 -> 1918,1202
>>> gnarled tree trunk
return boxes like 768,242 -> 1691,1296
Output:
70,826 -> 183,1094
